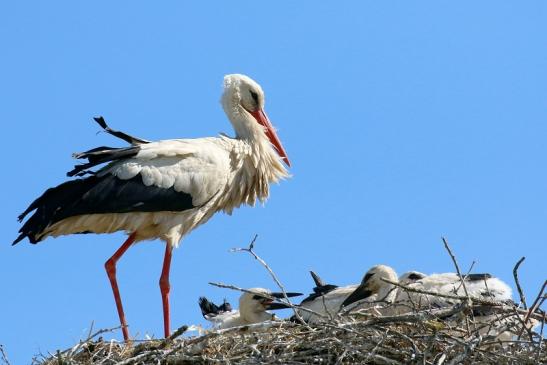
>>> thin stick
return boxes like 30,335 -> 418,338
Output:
463,260 -> 477,277
230,234 -> 309,325
442,237 -> 473,335
0,345 -> 11,365
522,280 -> 547,327
441,237 -> 471,301
86,320 -> 95,343
513,257 -> 528,309
158,325 -> 189,349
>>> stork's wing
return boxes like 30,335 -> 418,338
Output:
94,116 -> 151,145
300,283 -> 340,304
68,145 -> 141,177
104,139 -> 231,206
14,139 -> 232,244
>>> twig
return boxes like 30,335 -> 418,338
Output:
442,237 -> 473,335
513,257 -> 528,309
536,314 -> 545,363
522,280 -> 547,332
441,237 -> 471,301
86,326 -> 123,342
230,234 -> 309,325
0,345 -> 11,365
463,260 -> 477,277
157,325 -> 189,349
86,321 -> 95,343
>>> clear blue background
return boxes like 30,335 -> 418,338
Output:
1,2 -> 546,364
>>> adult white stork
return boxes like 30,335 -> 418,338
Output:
13,74 -> 291,341
199,288 -> 301,329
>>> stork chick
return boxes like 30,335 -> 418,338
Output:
199,288 -> 301,329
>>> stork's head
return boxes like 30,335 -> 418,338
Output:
342,265 -> 399,307
398,271 -> 426,286
221,74 -> 290,167
239,287 -> 301,323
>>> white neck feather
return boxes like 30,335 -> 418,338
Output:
219,91 -> 289,213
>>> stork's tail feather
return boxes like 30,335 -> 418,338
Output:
13,177 -> 100,245
67,145 -> 140,177
198,297 -> 218,318
198,297 -> 232,318
310,270 -> 326,287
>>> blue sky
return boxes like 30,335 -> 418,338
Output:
1,1 -> 546,363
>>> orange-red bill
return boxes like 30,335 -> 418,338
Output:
250,109 -> 291,167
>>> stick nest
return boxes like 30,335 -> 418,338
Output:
24,240 -> 546,365
32,304 -> 546,365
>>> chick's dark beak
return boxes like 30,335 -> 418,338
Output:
341,286 -> 373,308
265,302 -> 292,310
270,292 -> 303,298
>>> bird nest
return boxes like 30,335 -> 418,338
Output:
30,301 -> 546,365
20,239 -> 547,364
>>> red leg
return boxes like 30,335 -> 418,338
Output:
159,243 -> 173,338
104,233 -> 136,341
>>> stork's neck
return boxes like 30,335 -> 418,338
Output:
225,103 -> 266,140
221,132 -> 288,211
221,104 -> 287,195
240,308 -> 273,324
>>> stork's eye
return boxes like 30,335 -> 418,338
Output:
408,273 -> 424,280
250,90 -> 259,103
363,273 -> 375,283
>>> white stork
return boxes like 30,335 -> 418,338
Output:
296,265 -> 398,323
199,288 -> 301,329
393,270 -> 513,313
340,265 -> 399,312
13,74 -> 291,341
392,269 -> 537,340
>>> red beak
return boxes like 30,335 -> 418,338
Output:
250,109 -> 291,167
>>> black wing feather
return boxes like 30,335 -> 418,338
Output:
310,271 -> 326,287
68,146 -> 140,177
93,117 -> 151,145
301,283 -> 339,304
14,173 -> 195,245
67,116 -> 151,177
465,273 -> 492,281
198,297 -> 232,318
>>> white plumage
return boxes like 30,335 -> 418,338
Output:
394,271 -> 513,314
37,75 -> 291,247
199,288 -> 300,329
297,285 -> 358,323
15,74 -> 291,341
342,265 -> 399,313
393,269 -> 522,340
297,265 -> 399,323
